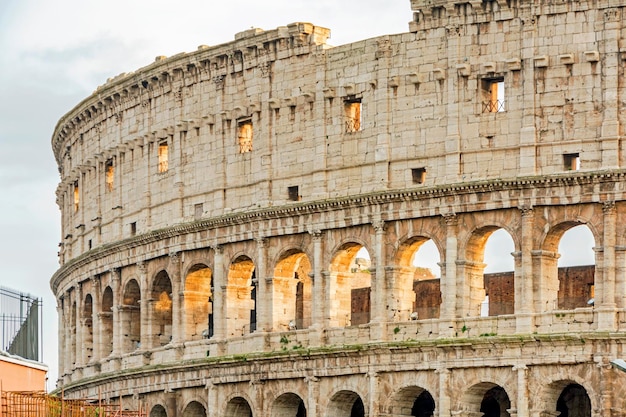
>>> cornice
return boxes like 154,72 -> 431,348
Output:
50,169 -> 626,294
51,22 -> 331,165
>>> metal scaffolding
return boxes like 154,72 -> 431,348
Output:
0,390 -> 146,417
0,287 -> 42,362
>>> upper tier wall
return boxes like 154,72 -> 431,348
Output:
52,1 -> 626,264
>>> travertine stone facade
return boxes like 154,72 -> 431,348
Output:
51,1 -> 626,416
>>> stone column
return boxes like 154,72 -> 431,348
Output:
456,260 -> 486,319
600,13 -> 621,169
370,220 -> 387,341
386,266 -> 418,322
212,245 -> 226,340
436,367 -> 450,417
74,283 -> 83,367
513,364 -> 528,417
255,237 -> 271,332
206,379 -> 216,417
57,298 -> 65,380
517,206 -> 535,333
169,252 -> 183,344
368,371 -> 379,417
440,213 -> 458,337
111,268 -> 122,356
305,376 -> 320,417
138,261 -> 150,350
91,277 -> 101,362
309,230 -> 324,330
615,246 -> 626,309
598,201 -> 617,331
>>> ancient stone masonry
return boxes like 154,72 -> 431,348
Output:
51,1 -> 626,416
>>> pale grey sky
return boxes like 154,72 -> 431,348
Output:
0,0 -> 595,391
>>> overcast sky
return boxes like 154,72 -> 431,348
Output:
0,0 -> 594,392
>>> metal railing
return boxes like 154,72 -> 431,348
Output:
0,287 -> 42,361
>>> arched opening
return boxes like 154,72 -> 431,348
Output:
327,391 -> 365,417
225,397 -> 253,417
121,279 -> 141,352
386,386 -> 436,417
396,237 -> 442,321
182,401 -> 207,417
556,383 -> 591,417
82,294 -> 93,363
152,271 -> 173,347
184,264 -> 213,340
226,256 -> 256,336
482,229 -> 515,316
329,244 -> 371,327
150,404 -> 167,417
557,225 -> 595,309
539,223 -> 596,312
480,386 -> 511,417
271,393 -> 306,417
101,286 -> 114,357
272,250 -> 312,330
464,227 -> 515,317
462,383 -> 511,417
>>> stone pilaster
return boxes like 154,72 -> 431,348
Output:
436,367 -> 450,417
91,276 -> 101,362
255,237 -> 271,332
370,219 -> 386,341
513,364 -> 528,417
74,283 -> 83,367
211,245 -> 225,340
517,206 -> 535,333
138,261 -> 150,350
597,201 -> 617,331
110,268 -> 122,356
441,213 -> 458,336
169,252 -> 183,343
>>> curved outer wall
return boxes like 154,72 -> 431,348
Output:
52,1 -> 626,416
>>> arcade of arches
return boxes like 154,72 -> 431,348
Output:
57,204 -> 625,416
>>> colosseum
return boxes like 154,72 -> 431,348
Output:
51,1 -> 626,416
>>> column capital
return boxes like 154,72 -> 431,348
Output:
372,219 -> 386,233
255,237 -> 267,247
518,205 -> 534,217
443,212 -> 457,225
136,261 -> 147,274
603,200 -> 616,214
308,229 -> 323,240
211,244 -> 224,254
169,251 -> 180,264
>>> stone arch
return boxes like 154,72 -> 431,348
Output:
101,286 -> 113,357
151,270 -> 173,347
540,380 -> 592,417
538,221 -> 597,312
385,385 -> 436,417
326,390 -> 366,417
183,263 -> 213,340
226,255 -> 256,336
121,278 -> 141,352
82,293 -> 94,363
150,404 -> 167,417
271,392 -> 306,417
462,226 -> 516,317
224,396 -> 254,417
394,236 -> 443,321
182,400 -> 207,417
461,382 -> 511,417
329,242 -> 372,327
272,249 -> 313,330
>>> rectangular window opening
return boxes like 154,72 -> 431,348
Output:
344,98 -> 362,133
130,222 -> 137,236
238,119 -> 253,153
411,168 -> 427,184
73,181 -> 80,211
564,153 -> 580,171
158,141 -> 169,173
194,203 -> 203,220
288,186 -> 300,202
481,78 -> 505,113
105,160 -> 114,191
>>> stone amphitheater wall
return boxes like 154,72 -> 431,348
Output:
51,1 -> 626,416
